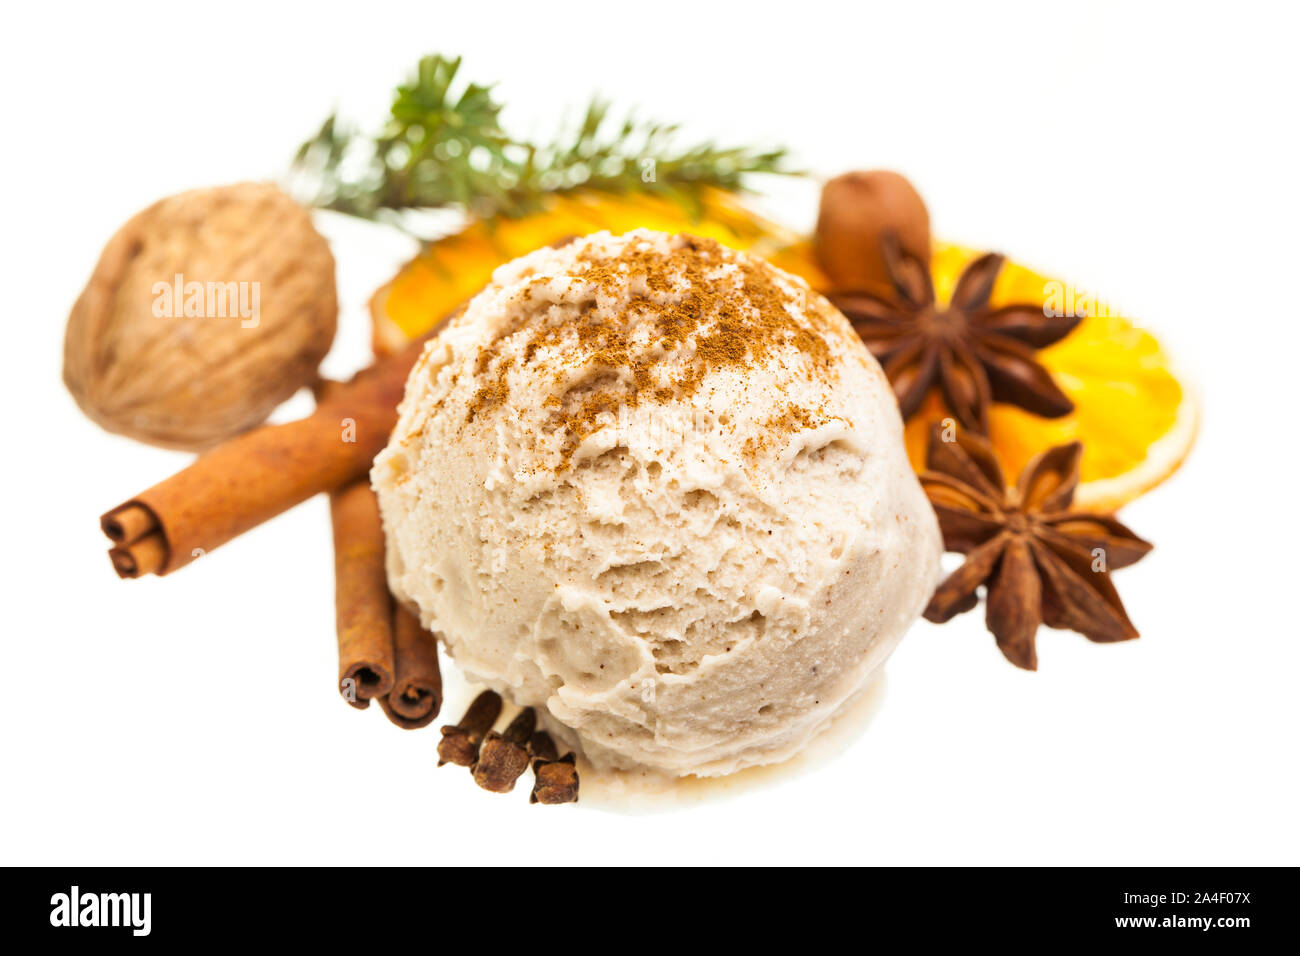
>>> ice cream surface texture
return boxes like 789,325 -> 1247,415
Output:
373,230 -> 941,777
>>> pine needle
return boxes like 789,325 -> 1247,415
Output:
290,55 -> 796,239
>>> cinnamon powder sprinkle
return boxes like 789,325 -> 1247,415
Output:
743,403 -> 840,460
462,234 -> 846,466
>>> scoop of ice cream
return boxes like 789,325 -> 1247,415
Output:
373,230 -> 941,777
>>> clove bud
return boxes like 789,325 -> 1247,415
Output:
472,707 -> 536,793
529,730 -> 559,762
529,730 -> 579,805
437,690 -> 502,767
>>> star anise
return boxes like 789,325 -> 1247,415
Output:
829,237 -> 1081,434
920,426 -> 1153,670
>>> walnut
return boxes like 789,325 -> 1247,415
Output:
63,183 -> 337,450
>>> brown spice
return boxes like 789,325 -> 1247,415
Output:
531,754 -> 579,805
743,403 -> 837,460
64,183 -> 337,450
100,329 -> 435,578
472,707 -> 537,793
376,606 -> 443,729
815,170 -> 932,296
461,234 -> 846,467
437,690 -> 503,767
328,479 -> 395,709
920,425 -> 1153,669
528,730 -> 559,761
528,730 -> 579,805
466,354 -> 513,423
829,238 -> 1078,435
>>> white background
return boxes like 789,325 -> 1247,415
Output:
3,1 -> 1297,865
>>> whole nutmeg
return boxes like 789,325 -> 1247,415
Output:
63,183 -> 337,450
814,170 -> 931,296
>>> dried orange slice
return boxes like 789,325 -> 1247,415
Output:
370,201 -> 1193,511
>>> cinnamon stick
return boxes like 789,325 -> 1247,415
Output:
377,606 -> 443,729
100,332 -> 433,578
329,479 -> 394,709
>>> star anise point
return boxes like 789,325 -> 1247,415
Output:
832,242 -> 1080,435
921,426 -> 1151,669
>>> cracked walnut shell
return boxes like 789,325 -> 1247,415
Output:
63,183 -> 337,450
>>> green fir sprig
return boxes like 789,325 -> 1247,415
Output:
292,55 -> 794,239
